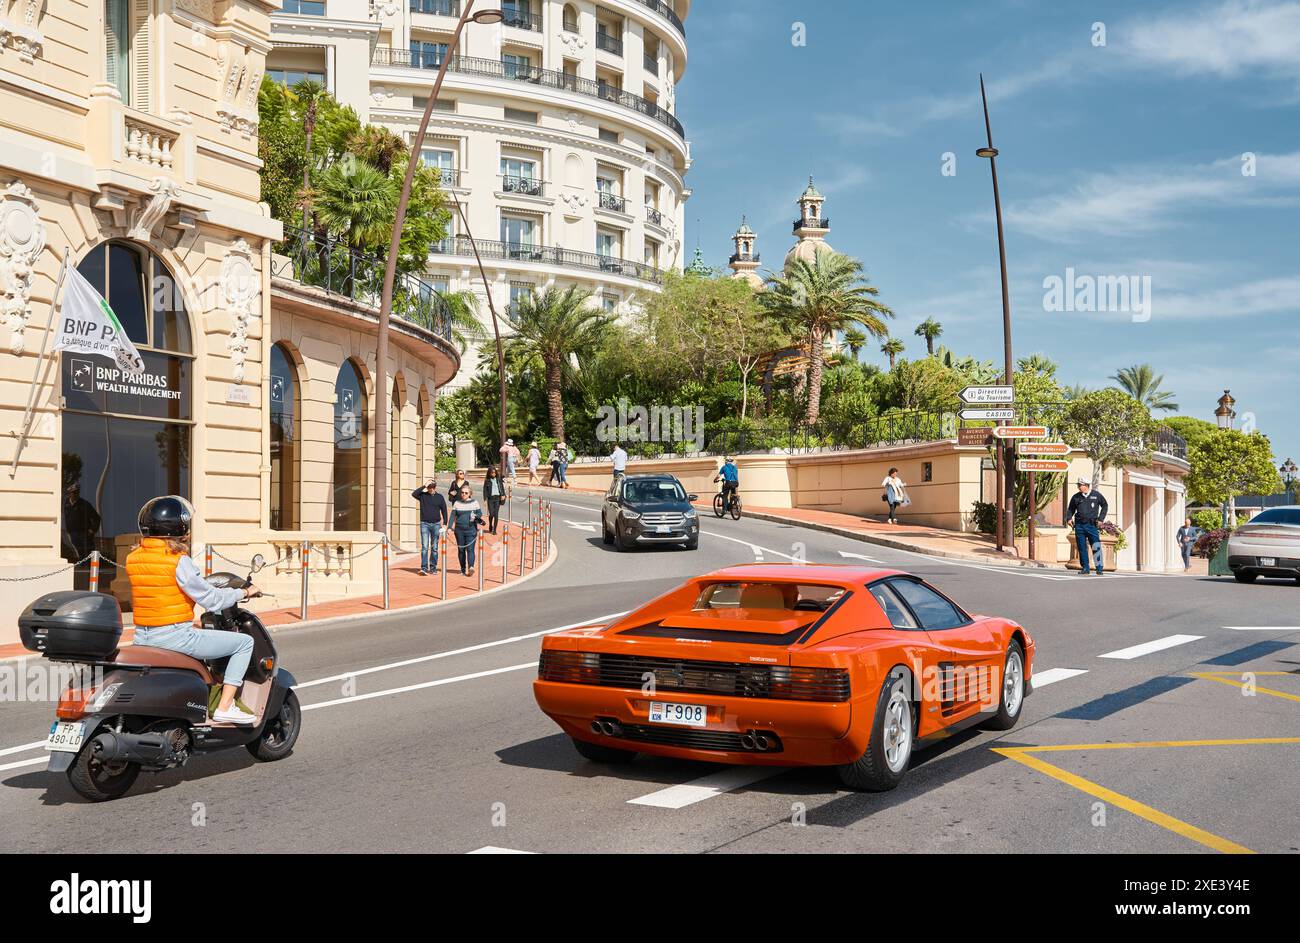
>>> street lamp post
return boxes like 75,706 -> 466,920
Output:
976,75 -> 1016,553
1215,389 -> 1236,526
372,1 -> 503,538
1281,457 -> 1298,503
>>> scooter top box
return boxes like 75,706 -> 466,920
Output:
18,591 -> 123,660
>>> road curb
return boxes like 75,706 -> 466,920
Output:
0,540 -> 559,669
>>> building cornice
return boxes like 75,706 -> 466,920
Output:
270,15 -> 380,42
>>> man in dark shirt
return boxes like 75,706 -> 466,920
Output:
1065,477 -> 1109,575
412,481 -> 449,575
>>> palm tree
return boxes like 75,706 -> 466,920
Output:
881,337 -> 905,370
1110,363 -> 1178,412
1017,353 -> 1057,377
762,251 -> 893,425
348,125 -> 408,175
842,327 -> 868,360
1062,383 -> 1092,401
315,159 -> 396,255
508,287 -> 609,442
436,289 -> 487,354
914,317 -> 943,356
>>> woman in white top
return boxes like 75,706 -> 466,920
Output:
526,442 -> 541,485
882,467 -> 908,524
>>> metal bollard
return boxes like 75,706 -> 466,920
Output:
440,531 -> 448,600
382,535 -> 391,610
545,503 -> 551,557
478,531 -> 485,592
299,540 -> 310,621
502,523 -> 509,584
88,550 -> 100,593
519,520 -> 526,576
532,517 -> 539,570
204,543 -> 213,578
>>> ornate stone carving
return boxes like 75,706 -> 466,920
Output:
558,30 -> 586,54
175,0 -> 215,19
558,191 -> 588,213
0,180 -> 46,355
128,177 -> 177,241
371,86 -> 395,104
220,238 -> 259,382
215,43 -> 259,136
564,111 -> 582,132
0,0 -> 45,62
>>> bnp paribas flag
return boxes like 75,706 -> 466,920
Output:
52,265 -> 146,376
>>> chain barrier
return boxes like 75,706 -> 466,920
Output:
0,552 -> 97,583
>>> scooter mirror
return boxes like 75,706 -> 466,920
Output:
251,553 -> 265,572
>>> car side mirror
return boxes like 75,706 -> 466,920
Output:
251,553 -> 265,573
687,494 -> 698,502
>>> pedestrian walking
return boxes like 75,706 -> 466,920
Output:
610,441 -> 628,481
881,467 -> 909,524
1176,517 -> 1197,572
557,441 -> 571,489
499,438 -> 520,486
526,441 -> 541,486
1066,477 -> 1109,575
447,469 -> 469,505
411,481 -> 449,575
451,484 -> 486,576
483,465 -> 505,534
547,444 -> 562,487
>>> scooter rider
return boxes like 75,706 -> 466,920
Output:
124,496 -> 260,724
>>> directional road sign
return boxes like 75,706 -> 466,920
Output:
959,385 -> 1014,405
992,425 -> 1047,439
1017,459 -> 1070,472
959,407 -> 1015,421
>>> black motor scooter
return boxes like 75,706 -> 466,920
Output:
19,554 -> 300,801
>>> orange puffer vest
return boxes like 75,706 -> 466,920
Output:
125,538 -> 196,627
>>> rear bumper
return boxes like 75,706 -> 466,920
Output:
1228,553 -> 1300,577
534,679 -> 863,766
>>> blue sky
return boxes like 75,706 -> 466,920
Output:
676,0 -> 1300,467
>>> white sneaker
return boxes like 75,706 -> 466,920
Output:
212,704 -> 257,726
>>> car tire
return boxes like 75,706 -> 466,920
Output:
836,668 -> 913,792
571,736 -> 637,765
615,522 -> 632,552
981,639 -> 1025,731
684,535 -> 699,550
602,514 -> 614,545
1234,571 -> 1258,584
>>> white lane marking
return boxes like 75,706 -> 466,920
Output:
627,767 -> 782,809
839,550 -> 884,563
0,740 -> 47,758
1029,667 -> 1088,688
0,755 -> 49,773
301,662 -> 537,711
467,846 -> 536,854
294,610 -> 629,690
1223,626 -> 1300,631
563,520 -> 597,533
1099,634 -> 1204,660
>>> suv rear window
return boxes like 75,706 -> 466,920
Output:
1249,508 -> 1300,526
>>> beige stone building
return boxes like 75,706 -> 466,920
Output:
0,0 -> 460,643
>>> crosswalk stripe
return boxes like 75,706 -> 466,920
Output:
1030,668 -> 1088,688
1223,626 -> 1300,631
1099,634 -> 1204,660
628,767 -> 780,808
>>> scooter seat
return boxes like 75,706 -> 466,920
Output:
111,645 -> 214,685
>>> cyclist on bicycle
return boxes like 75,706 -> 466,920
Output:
714,456 -> 739,510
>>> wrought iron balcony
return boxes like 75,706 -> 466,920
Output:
637,0 -> 684,36
597,191 -> 627,213
501,174 -> 545,197
501,8 -> 543,31
644,53 -> 658,75
596,31 -> 623,55
793,216 -> 830,232
729,252 -> 759,264
272,225 -> 452,342
370,50 -> 685,139
1153,427 -> 1188,459
410,0 -> 457,14
645,206 -> 665,227
429,236 -> 663,283
428,167 -> 461,188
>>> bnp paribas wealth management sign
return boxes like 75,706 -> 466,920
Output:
959,385 -> 1014,405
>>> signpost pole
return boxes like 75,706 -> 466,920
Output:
1028,470 -> 1036,560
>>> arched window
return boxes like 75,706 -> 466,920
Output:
333,360 -> 367,530
61,241 -> 192,588
269,344 -> 300,530
563,3 -> 578,31
417,387 -> 431,485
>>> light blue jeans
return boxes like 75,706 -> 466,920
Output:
133,622 -> 254,686
420,520 -> 442,571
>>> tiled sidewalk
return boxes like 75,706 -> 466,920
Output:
0,517 -> 552,660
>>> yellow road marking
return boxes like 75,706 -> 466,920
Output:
1189,671 -> 1300,703
993,746 -> 1259,854
1008,737 -> 1300,753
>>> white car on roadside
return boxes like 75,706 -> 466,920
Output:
1226,506 -> 1300,584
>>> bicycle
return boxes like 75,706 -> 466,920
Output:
713,487 -> 742,520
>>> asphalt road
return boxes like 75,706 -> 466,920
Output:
3,488 -> 1298,854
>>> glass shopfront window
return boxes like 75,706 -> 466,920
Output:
60,242 -> 193,588
270,344 -> 300,530
333,360 -> 367,530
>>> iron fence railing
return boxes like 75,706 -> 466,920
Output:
637,0 -> 684,36
729,252 -> 759,265
501,174 -> 545,196
596,31 -> 623,55
272,225 -> 452,342
1153,427 -> 1188,459
597,191 -> 628,212
427,235 -> 664,283
501,8 -> 543,31
410,0 -> 457,14
645,206 -> 665,227
370,50 -> 685,138
794,216 -> 830,232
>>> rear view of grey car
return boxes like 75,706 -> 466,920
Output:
1226,506 -> 1300,583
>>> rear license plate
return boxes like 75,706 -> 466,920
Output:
1259,557 -> 1276,567
45,721 -> 85,753
648,701 -> 708,727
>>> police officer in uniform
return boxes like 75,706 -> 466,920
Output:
1066,477 -> 1109,575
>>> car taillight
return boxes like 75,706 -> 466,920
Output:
539,650 -> 600,684
770,666 -> 851,702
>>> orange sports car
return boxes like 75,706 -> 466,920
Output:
534,564 -> 1034,790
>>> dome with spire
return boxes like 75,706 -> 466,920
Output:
785,175 -> 834,272
799,176 -> 823,202
685,244 -> 712,277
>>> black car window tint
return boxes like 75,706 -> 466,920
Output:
890,579 -> 966,630
868,583 -> 918,629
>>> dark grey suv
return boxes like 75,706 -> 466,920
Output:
601,474 -> 700,551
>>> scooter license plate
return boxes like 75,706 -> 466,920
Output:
46,721 -> 85,753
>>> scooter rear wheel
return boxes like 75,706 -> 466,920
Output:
67,744 -> 140,802
247,689 -> 301,761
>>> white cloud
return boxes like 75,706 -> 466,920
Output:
1123,0 -> 1300,83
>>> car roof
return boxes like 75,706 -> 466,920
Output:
695,563 -> 907,586
621,473 -> 679,481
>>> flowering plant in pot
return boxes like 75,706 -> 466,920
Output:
1096,520 -> 1127,551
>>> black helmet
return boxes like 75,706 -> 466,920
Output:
138,495 -> 194,538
